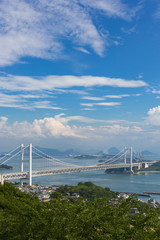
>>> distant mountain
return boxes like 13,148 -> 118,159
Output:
142,150 -> 156,156
96,150 -> 105,155
108,147 -> 120,155
63,149 -> 80,155
74,154 -> 98,159
141,150 -> 159,160
35,146 -> 80,156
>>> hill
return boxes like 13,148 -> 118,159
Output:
108,147 -> 120,155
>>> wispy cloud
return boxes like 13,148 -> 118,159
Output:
81,0 -> 141,20
74,47 -> 91,55
0,73 -> 147,110
0,74 -> 147,92
81,96 -> 105,101
0,0 -> 141,66
152,90 -> 160,94
121,25 -> 136,35
137,73 -> 144,79
154,4 -> 160,19
82,108 -> 96,111
81,102 -> 121,107
96,102 -> 121,106
104,94 -> 130,99
80,103 -> 94,107
81,93 -> 142,102
0,92 -> 62,110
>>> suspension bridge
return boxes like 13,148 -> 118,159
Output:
0,144 -> 153,186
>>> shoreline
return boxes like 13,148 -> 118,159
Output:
136,171 -> 160,174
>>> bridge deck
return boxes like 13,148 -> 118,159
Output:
0,162 -> 151,181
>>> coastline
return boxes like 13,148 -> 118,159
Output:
136,171 -> 160,174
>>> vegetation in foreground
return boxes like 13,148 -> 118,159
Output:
0,182 -> 160,239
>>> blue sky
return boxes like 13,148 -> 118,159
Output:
0,0 -> 160,153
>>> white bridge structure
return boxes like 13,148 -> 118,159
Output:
0,144 -> 153,186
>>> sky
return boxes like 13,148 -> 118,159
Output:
0,0 -> 160,153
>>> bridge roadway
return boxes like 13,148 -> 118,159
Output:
0,162 -> 151,182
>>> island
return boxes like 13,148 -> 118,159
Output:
0,164 -> 13,170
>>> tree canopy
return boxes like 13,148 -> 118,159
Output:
0,182 -> 160,239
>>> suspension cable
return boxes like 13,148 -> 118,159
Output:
0,145 -> 21,162
32,147 -> 82,168
102,147 -> 127,164
106,152 -> 126,164
0,145 -> 29,166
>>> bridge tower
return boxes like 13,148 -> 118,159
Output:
20,144 -> 24,187
124,147 -> 127,172
29,143 -> 32,186
130,147 -> 133,173
20,143 -> 32,186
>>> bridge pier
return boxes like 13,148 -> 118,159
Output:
142,162 -> 149,169
137,163 -> 141,170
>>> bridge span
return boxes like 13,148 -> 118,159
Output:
1,162 -> 152,186
0,144 -> 154,186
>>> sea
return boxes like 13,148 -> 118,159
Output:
1,155 -> 160,201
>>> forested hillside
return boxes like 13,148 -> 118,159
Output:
0,183 -> 160,239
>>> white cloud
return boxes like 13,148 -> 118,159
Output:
82,108 -> 96,111
0,0 -> 141,66
74,47 -> 90,54
81,96 -> 104,101
0,92 -> 62,110
0,74 -> 147,92
0,114 -> 144,141
0,72 -> 146,109
81,93 -> 142,103
32,117 -> 82,138
0,115 -> 83,139
147,106 -> 160,126
137,73 -> 144,79
2,113 -> 160,152
80,103 -> 94,107
133,94 -> 142,97
104,94 -> 130,99
152,90 -> 160,94
81,0 -> 139,20
80,102 -> 120,107
96,102 -> 121,106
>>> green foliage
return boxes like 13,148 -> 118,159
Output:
51,182 -> 116,201
0,183 -> 160,239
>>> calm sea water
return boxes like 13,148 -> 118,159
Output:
1,156 -> 160,201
